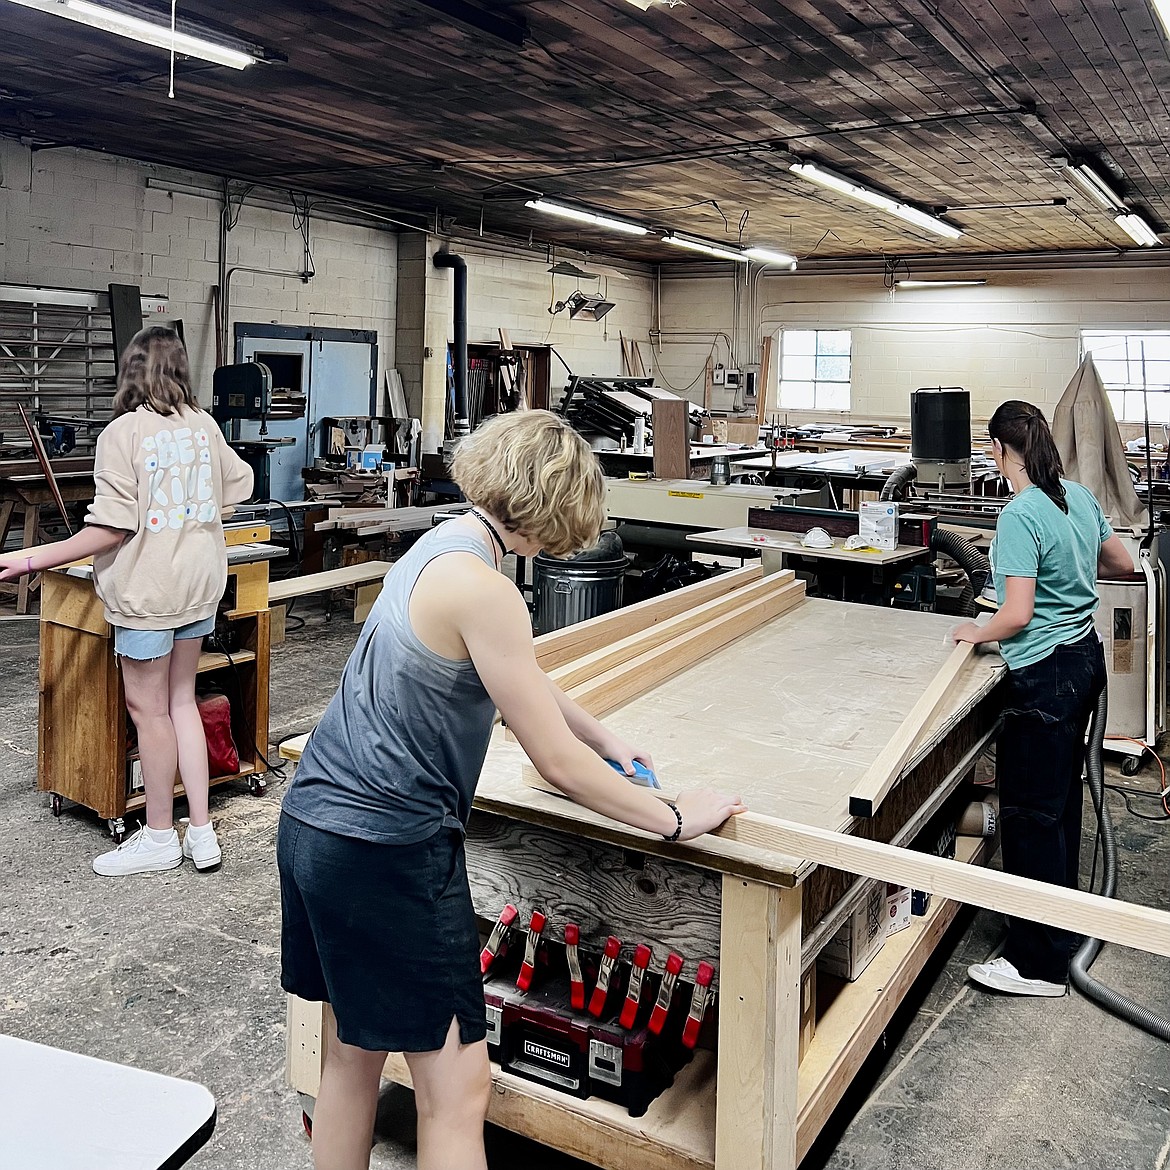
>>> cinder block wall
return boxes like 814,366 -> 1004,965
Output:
0,141 -> 397,404
657,265 -> 1170,424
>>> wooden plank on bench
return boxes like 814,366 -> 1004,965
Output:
268,561 -> 393,603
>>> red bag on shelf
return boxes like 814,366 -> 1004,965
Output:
197,693 -> 240,777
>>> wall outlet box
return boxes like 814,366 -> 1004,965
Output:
818,880 -> 886,981
712,364 -> 726,385
859,501 -> 898,550
886,885 -> 912,936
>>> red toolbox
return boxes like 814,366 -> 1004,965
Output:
483,968 -> 691,1117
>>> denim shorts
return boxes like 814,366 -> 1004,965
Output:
112,615 -> 216,661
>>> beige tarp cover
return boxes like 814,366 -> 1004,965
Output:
1051,356 -> 1146,529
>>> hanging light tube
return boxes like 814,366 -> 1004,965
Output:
3,0 -> 257,68
525,199 -> 648,236
897,279 -> 987,289
662,234 -> 752,262
789,161 -> 963,240
742,245 -> 798,269
1065,161 -> 1126,212
1114,213 -> 1161,248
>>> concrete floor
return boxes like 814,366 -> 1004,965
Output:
3,607 -> 1170,1169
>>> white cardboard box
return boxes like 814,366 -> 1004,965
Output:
859,501 -> 898,550
886,885 -> 912,936
819,880 -> 887,981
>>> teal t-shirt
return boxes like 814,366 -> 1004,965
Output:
990,480 -> 1111,670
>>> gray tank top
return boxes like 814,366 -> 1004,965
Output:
282,522 -> 498,844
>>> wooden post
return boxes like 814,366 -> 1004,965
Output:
716,877 -> 802,1170
653,398 -> 691,481
757,335 -> 774,428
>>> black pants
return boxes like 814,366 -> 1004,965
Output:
998,630 -> 1107,983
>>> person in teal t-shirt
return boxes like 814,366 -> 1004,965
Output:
953,400 -> 1133,997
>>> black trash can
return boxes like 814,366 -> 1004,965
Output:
533,530 -> 628,634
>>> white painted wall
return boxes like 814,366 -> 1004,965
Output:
0,141 -> 397,406
446,241 -> 654,398
658,265 -> 1170,424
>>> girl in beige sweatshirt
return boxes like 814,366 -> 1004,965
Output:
0,326 -> 253,876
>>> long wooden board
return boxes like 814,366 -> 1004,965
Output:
566,579 -> 807,719
519,771 -> 1170,958
268,560 -> 392,602
848,639 -> 977,817
534,564 -> 762,671
548,570 -> 796,692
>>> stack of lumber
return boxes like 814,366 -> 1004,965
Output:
536,565 -> 806,720
314,504 -> 455,538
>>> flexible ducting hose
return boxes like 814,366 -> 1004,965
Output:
1070,686 -> 1170,1040
929,528 -> 990,617
880,463 -> 918,501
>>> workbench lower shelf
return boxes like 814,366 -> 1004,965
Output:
286,835 -> 991,1170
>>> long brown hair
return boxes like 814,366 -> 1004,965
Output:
989,400 -> 1067,513
112,326 -> 198,418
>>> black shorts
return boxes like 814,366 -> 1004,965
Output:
277,810 -> 487,1052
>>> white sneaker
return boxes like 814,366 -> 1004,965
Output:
182,824 -> 222,872
967,956 -> 1067,998
93,827 -> 182,876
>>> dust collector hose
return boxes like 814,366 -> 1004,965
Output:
1070,686 -> 1170,1040
880,463 -> 918,501
929,528 -> 990,617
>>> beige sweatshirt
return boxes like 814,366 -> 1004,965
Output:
85,405 -> 254,629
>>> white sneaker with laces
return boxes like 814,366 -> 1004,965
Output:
182,823 -> 222,872
92,827 -> 182,877
967,956 -> 1066,998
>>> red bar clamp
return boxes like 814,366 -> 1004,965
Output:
681,961 -> 715,1048
479,903 -> 517,975
648,951 -> 684,1035
564,923 -> 585,1010
516,908 -> 547,992
619,944 -> 653,1029
588,935 -> 622,1018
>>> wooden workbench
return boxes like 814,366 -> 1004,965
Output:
37,537 -> 281,838
0,457 -> 95,613
284,597 -> 1004,1169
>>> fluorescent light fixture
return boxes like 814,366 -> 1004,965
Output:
1065,161 -> 1126,212
550,291 -> 615,321
742,246 -> 798,269
789,161 -> 963,240
3,0 -> 257,68
897,279 -> 987,289
525,199 -> 648,236
623,0 -> 685,8
1114,213 -> 1161,248
663,234 -> 752,262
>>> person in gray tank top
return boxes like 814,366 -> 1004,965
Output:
277,410 -> 746,1170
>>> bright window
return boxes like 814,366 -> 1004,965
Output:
1082,331 -> 1170,423
778,329 -> 852,411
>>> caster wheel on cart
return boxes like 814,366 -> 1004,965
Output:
298,1092 -> 315,1139
50,793 -> 63,817
107,817 -> 126,843
249,775 -> 268,796
1121,754 -> 1144,777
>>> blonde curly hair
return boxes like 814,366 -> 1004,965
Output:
451,411 -> 604,558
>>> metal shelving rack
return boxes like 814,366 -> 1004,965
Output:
0,286 -> 117,450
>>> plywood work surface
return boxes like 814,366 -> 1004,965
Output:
594,599 -> 1001,834
477,600 -> 1001,880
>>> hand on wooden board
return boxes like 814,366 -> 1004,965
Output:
674,788 -> 748,841
0,552 -> 33,582
951,621 -> 984,645
595,730 -> 655,778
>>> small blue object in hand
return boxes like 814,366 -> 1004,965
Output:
605,758 -> 660,789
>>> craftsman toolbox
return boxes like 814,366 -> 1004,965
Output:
482,966 -> 691,1117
